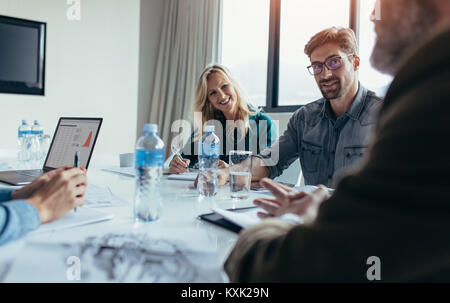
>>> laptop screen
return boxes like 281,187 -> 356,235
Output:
43,118 -> 102,170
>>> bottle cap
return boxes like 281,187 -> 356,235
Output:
205,125 -> 215,132
144,124 -> 158,134
22,120 -> 27,125
34,120 -> 40,125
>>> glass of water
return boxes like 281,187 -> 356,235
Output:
229,150 -> 252,199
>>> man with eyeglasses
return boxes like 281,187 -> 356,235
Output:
248,26 -> 382,188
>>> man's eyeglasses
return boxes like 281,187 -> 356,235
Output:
307,54 -> 354,75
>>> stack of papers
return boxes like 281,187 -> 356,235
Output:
30,183 -> 119,234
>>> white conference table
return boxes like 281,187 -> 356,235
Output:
0,152 -> 265,282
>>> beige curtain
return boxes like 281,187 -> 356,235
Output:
148,0 -> 223,158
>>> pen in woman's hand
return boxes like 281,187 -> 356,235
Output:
175,151 -> 184,161
174,152 -> 190,173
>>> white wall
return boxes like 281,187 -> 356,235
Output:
0,0 -> 140,156
137,0 -> 165,141
0,0 -> 304,180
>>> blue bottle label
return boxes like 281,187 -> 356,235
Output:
135,149 -> 164,167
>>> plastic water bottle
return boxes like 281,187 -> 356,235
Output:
198,125 -> 220,197
24,120 -> 41,166
31,120 -> 44,161
31,120 -> 44,136
17,120 -> 31,162
134,124 -> 165,222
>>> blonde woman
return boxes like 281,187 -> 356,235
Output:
170,64 -> 276,174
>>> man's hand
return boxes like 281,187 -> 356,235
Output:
217,160 -> 229,186
169,156 -> 190,174
251,157 -> 270,182
12,167 -> 87,200
253,178 -> 330,224
23,167 -> 88,223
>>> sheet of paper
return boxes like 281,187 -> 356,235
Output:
168,172 -> 198,181
84,183 -> 128,208
34,207 -> 114,234
0,162 -> 12,170
212,207 -> 263,229
102,167 -> 136,177
102,167 -> 171,177
0,240 -> 24,282
2,230 -> 225,283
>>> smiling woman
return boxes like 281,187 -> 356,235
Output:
168,64 -> 277,173
205,72 -> 238,120
193,65 -> 254,135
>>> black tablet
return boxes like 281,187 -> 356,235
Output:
198,206 -> 258,233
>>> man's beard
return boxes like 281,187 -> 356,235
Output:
319,77 -> 343,100
370,0 -> 438,75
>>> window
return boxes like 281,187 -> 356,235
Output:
278,0 -> 350,106
222,0 -> 270,107
358,0 -> 392,96
221,0 -> 392,111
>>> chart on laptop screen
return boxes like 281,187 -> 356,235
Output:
45,119 -> 101,168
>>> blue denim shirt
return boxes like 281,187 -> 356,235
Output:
260,84 -> 383,187
0,188 -> 40,246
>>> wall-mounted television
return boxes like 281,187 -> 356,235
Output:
0,15 -> 46,96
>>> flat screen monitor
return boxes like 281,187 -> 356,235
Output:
0,15 -> 46,96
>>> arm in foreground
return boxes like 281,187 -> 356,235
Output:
0,167 -> 87,246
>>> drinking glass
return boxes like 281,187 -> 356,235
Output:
229,151 -> 252,199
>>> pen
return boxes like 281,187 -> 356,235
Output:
74,151 -> 80,213
176,151 -> 184,160
74,151 -> 80,168
175,152 -> 191,171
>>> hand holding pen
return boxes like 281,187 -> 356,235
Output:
19,166 -> 87,224
169,152 -> 190,174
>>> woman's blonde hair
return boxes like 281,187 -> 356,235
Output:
192,64 -> 256,141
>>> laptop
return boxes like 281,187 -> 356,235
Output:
0,117 -> 103,186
